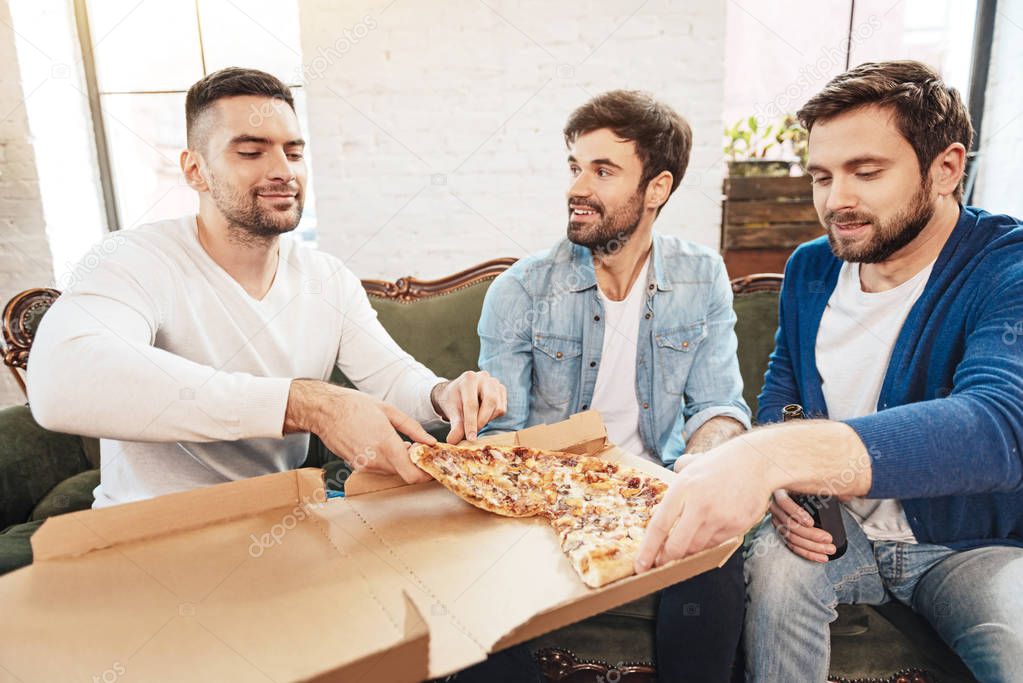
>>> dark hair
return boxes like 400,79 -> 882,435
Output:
797,60 -> 973,200
564,90 -> 692,207
185,67 -> 295,148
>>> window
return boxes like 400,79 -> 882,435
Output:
79,0 -> 317,242
724,0 -> 979,140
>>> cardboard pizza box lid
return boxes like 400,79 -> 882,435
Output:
0,469 -> 430,683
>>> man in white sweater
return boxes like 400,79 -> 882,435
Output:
26,68 -> 508,512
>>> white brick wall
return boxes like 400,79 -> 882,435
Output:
297,0 -> 727,279
0,0 -> 52,406
974,0 -> 1023,216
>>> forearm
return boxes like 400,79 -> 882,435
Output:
684,415 -> 747,454
29,329 -> 290,442
726,419 -> 872,497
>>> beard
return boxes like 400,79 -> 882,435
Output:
567,187 -> 644,256
824,178 -> 934,264
207,172 -> 304,244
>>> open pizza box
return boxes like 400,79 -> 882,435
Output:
0,411 -> 740,682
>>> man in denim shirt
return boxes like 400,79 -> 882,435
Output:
478,91 -> 751,682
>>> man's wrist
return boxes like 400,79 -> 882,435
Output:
284,379 -> 329,435
430,380 -> 449,419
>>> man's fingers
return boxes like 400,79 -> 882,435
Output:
446,418 -> 465,445
781,527 -> 835,555
774,489 -> 814,526
496,383 -> 508,416
460,379 -> 480,441
772,517 -> 832,561
771,509 -> 832,545
385,404 -> 436,445
476,395 -> 498,431
382,438 -> 431,484
660,508 -> 699,565
636,486 -> 685,571
788,543 -> 830,563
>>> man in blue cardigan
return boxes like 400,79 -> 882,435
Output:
634,61 -> 1023,681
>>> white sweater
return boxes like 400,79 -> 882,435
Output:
27,216 -> 443,508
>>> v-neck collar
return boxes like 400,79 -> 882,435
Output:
190,216 -> 284,305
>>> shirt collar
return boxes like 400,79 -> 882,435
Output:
566,233 -> 672,293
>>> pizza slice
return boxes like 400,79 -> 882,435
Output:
408,442 -> 562,517
547,458 -> 667,587
410,442 -> 667,588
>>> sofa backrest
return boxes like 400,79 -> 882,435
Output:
328,277 -> 497,387
337,267 -> 783,423
731,279 -> 782,421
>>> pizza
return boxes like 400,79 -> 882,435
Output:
409,443 -> 668,588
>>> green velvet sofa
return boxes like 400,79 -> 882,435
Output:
0,262 -> 976,683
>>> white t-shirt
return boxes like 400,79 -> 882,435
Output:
28,216 -> 443,508
590,258 -> 655,462
816,260 -> 935,543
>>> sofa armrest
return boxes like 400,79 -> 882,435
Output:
0,405 -> 91,528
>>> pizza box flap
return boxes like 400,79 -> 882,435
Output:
0,469 -> 431,683
332,425 -> 743,679
344,409 -> 610,497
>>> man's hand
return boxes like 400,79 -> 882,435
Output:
768,489 -> 836,563
640,419 -> 872,571
284,379 -> 435,484
431,370 -> 507,443
637,442 -> 773,571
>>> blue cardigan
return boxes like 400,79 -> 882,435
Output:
758,205 -> 1023,549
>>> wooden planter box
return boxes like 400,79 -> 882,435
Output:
721,175 -> 822,278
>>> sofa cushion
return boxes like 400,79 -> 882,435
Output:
0,519 -> 42,576
0,405 -> 92,528
30,468 -> 100,521
331,279 -> 494,389
732,290 -> 780,421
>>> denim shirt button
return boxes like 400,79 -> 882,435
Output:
555,351 -> 563,359
645,312 -> 652,319
593,315 -> 600,322
582,404 -> 589,410
642,402 -> 650,409
589,361 -> 596,367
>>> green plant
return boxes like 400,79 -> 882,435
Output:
724,114 -> 808,168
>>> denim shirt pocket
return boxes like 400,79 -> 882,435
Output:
532,333 -> 583,407
654,320 -> 707,395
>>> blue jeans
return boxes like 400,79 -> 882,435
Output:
744,507 -> 1023,682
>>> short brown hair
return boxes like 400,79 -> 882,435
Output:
185,67 -> 295,149
564,90 -> 692,206
798,60 -> 973,200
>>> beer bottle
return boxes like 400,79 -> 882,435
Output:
781,404 -> 848,560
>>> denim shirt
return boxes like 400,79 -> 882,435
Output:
477,233 -> 750,466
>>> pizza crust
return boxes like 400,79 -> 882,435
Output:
575,549 -> 637,589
